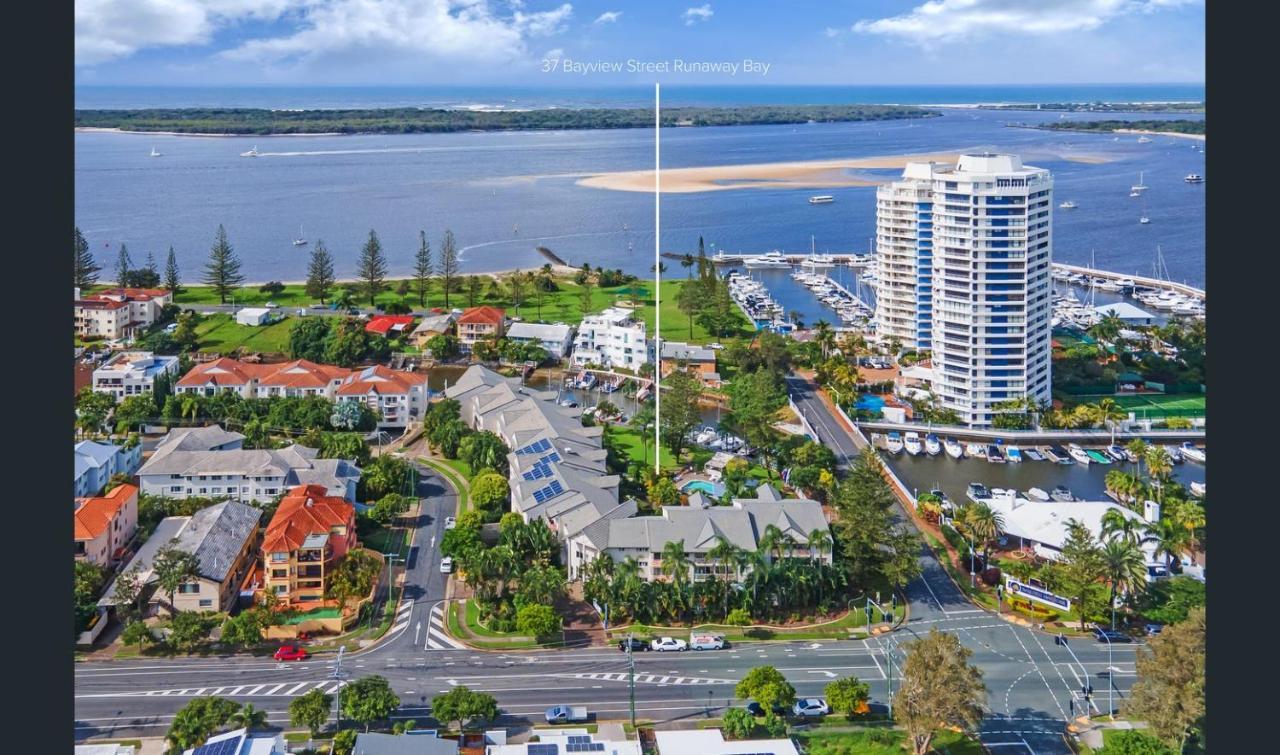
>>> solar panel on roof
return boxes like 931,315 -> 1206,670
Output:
517,438 -> 553,455
192,738 -> 243,755
529,745 -> 559,755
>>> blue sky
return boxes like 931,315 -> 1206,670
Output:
75,1 -> 1205,86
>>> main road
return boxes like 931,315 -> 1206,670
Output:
75,396 -> 1140,754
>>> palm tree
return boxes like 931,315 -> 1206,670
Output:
813,319 -> 834,359
759,524 -> 786,562
180,395 -> 200,424
962,502 -> 1004,561
231,703 -> 268,730
1147,518 -> 1191,571
1100,509 -> 1149,546
1095,398 -> 1126,443
1126,438 -> 1149,476
1145,446 -> 1173,502
1101,539 -> 1148,629
660,539 -> 693,616
680,253 -> 695,279
806,528 -> 833,563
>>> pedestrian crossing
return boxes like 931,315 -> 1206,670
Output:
567,671 -> 734,686
389,599 -> 414,636
80,679 -> 348,699
425,601 -> 466,650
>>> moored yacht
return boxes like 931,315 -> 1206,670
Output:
1067,443 -> 1093,465
965,442 -> 986,459
1179,442 -> 1206,463
1027,487 -> 1051,502
1006,445 -> 1023,463
944,437 -> 964,459
744,251 -> 792,269
1050,485 -> 1074,502
903,431 -> 923,456
885,432 -> 904,454
924,433 -> 942,456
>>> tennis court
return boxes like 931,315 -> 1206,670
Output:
1110,393 -> 1205,413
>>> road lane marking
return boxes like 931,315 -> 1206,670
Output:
285,682 -> 309,695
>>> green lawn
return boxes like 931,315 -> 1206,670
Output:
448,600 -> 540,650
609,424 -> 676,471
657,278 -> 752,344
193,313 -> 297,355
797,729 -> 984,755
615,603 -> 902,643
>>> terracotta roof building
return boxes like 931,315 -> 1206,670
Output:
74,484 -> 139,567
261,485 -> 359,608
335,365 -> 429,428
176,358 -> 349,399
365,315 -> 416,336
456,306 -> 506,350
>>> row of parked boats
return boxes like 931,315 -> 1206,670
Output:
726,273 -> 791,332
965,482 -> 1079,504
791,272 -> 873,326
883,432 -> 1205,466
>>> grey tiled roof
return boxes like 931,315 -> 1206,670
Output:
353,733 -> 459,755
179,501 -> 262,581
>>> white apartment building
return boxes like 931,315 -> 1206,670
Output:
506,321 -> 575,359
873,154 -> 1053,427
92,351 -> 181,399
571,307 -> 648,369
74,288 -> 174,341
873,162 -> 938,350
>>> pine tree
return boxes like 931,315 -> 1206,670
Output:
697,235 -> 708,278
413,230 -> 433,307
357,229 -> 388,306
202,225 -> 244,304
439,229 -> 460,308
164,246 -> 181,292
305,240 -> 336,304
115,243 -> 133,287
74,227 -> 101,289
144,251 -> 159,279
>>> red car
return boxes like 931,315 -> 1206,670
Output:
274,644 -> 309,661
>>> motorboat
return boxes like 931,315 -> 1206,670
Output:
885,432 -> 904,454
1137,136 -> 1153,143
924,433 -> 942,456
1086,449 -> 1113,464
1067,443 -> 1093,465
1189,481 -> 1206,497
1184,174 -> 1204,184
965,442 -> 986,458
904,431 -> 923,456
966,482 -> 990,503
744,251 -> 792,269
149,146 -> 162,157
930,489 -> 954,512
1165,445 -> 1185,464
1024,448 -> 1044,462
1139,215 -> 1151,225
808,195 -> 835,204
1050,485 -> 1074,502
1059,200 -> 1078,209
1179,442 -> 1206,463
241,145 -> 260,158
1107,445 -> 1129,462
1051,445 -> 1076,464
1039,445 -> 1061,463
944,437 -> 964,459
986,444 -> 1005,463
1027,488 -> 1051,502
1006,445 -> 1023,463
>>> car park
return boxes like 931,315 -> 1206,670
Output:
792,698 -> 830,717
650,636 -> 688,652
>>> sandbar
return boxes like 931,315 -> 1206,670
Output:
1114,128 -> 1205,142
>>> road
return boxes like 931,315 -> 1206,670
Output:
75,397 -> 1141,754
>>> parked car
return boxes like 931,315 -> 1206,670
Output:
618,637 -> 649,652
443,516 -> 457,530
793,698 -> 830,717
689,633 -> 727,651
744,701 -> 788,717
1094,628 -> 1132,644
544,705 -> 589,724
440,556 -> 454,574
274,644 -> 308,662
650,637 -> 688,652
1144,623 -> 1164,637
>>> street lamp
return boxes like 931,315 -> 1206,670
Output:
1099,630 -> 1115,717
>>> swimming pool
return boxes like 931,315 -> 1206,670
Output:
681,480 -> 724,497
855,394 -> 886,411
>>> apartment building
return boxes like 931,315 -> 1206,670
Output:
74,438 -> 142,497
92,351 -> 180,399
334,365 -> 429,428
260,485 -> 359,609
74,483 -> 139,567
74,287 -> 173,341
175,358 -> 350,399
571,307 -> 648,369
505,321 -> 575,359
456,306 -> 506,350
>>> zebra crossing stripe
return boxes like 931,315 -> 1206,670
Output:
311,681 -> 331,691
285,682 -> 309,695
263,683 -> 287,695
227,686 -> 245,696
426,639 -> 445,650
245,685 -> 265,695
390,621 -> 409,635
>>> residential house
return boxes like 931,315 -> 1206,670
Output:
75,439 -> 142,497
353,731 -> 459,755
660,342 -> 718,385
655,730 -> 799,755
92,351 -> 180,399
566,485 -> 832,581
409,312 -> 457,349
365,314 -> 417,337
182,727 -> 287,755
335,365 -> 429,429
137,425 -> 360,503
74,287 -> 173,341
261,485 -> 359,609
99,500 -> 262,615
456,306 -> 506,351
74,483 -> 139,567
489,729 -> 639,755
176,358 -> 350,399
446,365 -> 635,561
571,307 -> 648,369
505,322 -> 575,360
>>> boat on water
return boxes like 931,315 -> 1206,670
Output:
1024,448 -> 1044,462
1137,136 -> 1153,143
965,442 -> 986,459
986,444 -> 1005,463
1130,171 -> 1148,193
1165,445 -> 1185,464
808,195 -> 835,205
924,433 -> 942,456
1179,442 -> 1206,463
966,482 -> 990,503
1027,487 -> 1051,502
1067,444 -> 1093,465
885,432 -> 904,454
1050,445 -> 1076,464
1086,449 -> 1113,464
904,431 -> 923,456
744,251 -> 792,269
1058,200 -> 1078,209
1139,215 -> 1151,225
1107,445 -> 1129,462
1050,485 -> 1074,502
1189,481 -> 1206,497
292,224 -> 307,247
1184,174 -> 1204,184
944,437 -> 964,459
241,145 -> 260,158
1129,190 -> 1141,198
149,146 -> 162,157
1006,445 -> 1023,463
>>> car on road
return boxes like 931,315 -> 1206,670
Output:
444,516 -> 457,530
793,698 -> 830,717
1094,628 -> 1132,644
265,301 -> 279,309
440,556 -> 454,574
689,633 -> 728,651
744,701 -> 788,717
618,637 -> 649,652
650,637 -> 688,652
273,644 -> 308,661
1144,623 -> 1164,636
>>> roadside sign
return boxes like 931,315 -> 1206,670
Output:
1005,576 -> 1071,611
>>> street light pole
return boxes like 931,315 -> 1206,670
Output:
626,632 -> 637,728
1101,631 -> 1114,717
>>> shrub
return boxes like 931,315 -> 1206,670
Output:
725,608 -> 752,626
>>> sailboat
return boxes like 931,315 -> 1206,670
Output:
241,145 -> 260,158
292,225 -> 307,247
1139,200 -> 1151,225
149,146 -> 162,157
1130,171 -> 1148,194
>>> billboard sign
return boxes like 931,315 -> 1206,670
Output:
1005,577 -> 1071,611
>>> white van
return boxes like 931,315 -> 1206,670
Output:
689,633 -> 726,651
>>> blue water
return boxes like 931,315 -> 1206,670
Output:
75,105 -> 1204,287
75,84 -> 1205,110
855,394 -> 886,412
681,479 -> 725,497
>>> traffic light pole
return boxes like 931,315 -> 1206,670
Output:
626,632 -> 637,728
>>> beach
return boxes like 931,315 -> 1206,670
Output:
577,151 -> 965,193
1114,128 -> 1206,141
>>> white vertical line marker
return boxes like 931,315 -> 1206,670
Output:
654,81 -> 661,473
